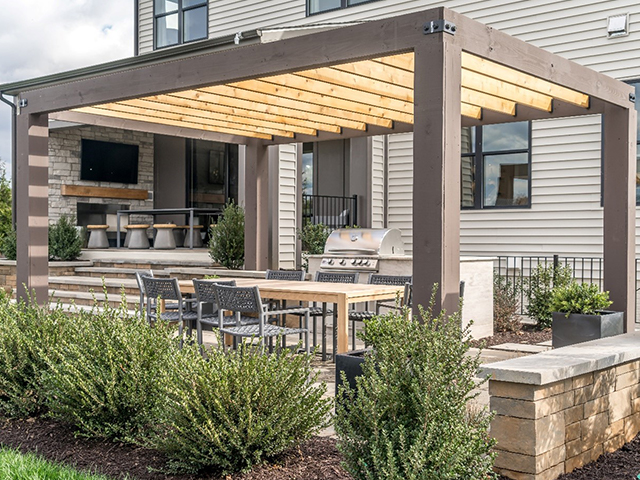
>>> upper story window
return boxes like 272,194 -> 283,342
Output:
308,0 -> 377,15
155,0 -> 207,49
461,121 -> 531,209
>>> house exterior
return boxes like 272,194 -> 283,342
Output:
14,0 -> 640,268
129,0 -> 640,267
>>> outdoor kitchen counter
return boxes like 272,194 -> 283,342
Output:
308,255 -> 495,339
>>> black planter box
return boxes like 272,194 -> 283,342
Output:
335,349 -> 371,396
552,310 -> 624,349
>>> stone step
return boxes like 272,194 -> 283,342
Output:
73,267 -> 170,279
49,289 -> 140,310
49,276 -> 140,297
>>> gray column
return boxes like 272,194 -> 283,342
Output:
412,38 -> 462,316
16,112 -> 49,304
603,104 -> 637,332
244,139 -> 270,270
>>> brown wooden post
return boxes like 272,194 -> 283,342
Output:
412,35 -> 462,317
603,103 -> 637,332
15,112 -> 49,304
244,139 -> 270,270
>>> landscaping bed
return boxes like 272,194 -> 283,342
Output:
470,324 -> 551,348
0,416 -> 352,480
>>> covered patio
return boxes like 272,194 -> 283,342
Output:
1,7 -> 636,346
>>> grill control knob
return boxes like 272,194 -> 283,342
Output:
363,260 -> 370,266
357,259 -> 364,265
327,259 -> 334,265
351,259 -> 357,265
340,259 -> 347,266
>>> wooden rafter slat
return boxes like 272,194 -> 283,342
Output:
296,67 -> 413,102
199,85 -> 369,131
233,78 -> 401,126
462,69 -> 552,112
95,101 -> 295,137
461,52 -> 589,108
373,53 -> 414,72
461,87 -> 516,115
125,97 -> 318,136
461,102 -> 482,120
331,60 -> 414,90
75,106 -> 273,139
156,93 -> 341,134
253,73 -> 413,115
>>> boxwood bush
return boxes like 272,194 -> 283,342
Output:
0,292 -> 70,417
152,342 -> 332,474
41,297 -> 179,442
335,286 -> 495,480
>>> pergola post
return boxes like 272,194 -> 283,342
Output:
412,37 -> 462,316
603,103 -> 637,332
244,139 -> 270,270
15,112 -> 49,304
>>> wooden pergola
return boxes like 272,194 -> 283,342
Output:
2,7 -> 636,346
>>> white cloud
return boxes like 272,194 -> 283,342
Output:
0,0 -> 134,178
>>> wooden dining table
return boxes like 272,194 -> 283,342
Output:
178,277 -> 404,354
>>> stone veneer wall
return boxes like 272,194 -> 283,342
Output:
482,334 -> 640,480
49,125 -> 154,224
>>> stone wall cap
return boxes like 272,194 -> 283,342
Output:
479,332 -> 640,385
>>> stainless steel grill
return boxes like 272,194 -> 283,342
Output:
319,228 -> 405,273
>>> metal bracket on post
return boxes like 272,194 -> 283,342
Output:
423,19 -> 457,35
630,92 -> 636,103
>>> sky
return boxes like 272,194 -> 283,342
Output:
0,0 -> 134,179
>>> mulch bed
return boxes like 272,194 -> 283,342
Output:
0,416 -> 352,480
470,324 -> 552,348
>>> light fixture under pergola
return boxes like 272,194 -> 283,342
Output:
71,51 -> 591,141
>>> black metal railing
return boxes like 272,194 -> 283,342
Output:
493,255 -> 640,322
301,194 -> 357,230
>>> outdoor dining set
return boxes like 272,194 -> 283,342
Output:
134,270 -> 412,360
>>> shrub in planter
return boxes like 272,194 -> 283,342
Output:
526,262 -> 573,329
49,215 -> 82,261
493,273 -> 521,333
549,282 -> 621,348
41,297 -> 179,441
152,342 -> 332,474
208,202 -> 244,269
335,287 -> 495,480
0,228 -> 16,260
0,292 -> 70,417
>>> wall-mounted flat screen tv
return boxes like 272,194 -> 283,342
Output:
80,139 -> 139,184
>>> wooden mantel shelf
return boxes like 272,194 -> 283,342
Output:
61,185 -> 148,201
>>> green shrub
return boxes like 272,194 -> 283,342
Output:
0,229 -> 16,260
0,447 -> 113,480
550,282 -> 612,316
0,292 -> 69,417
152,342 -> 332,474
49,215 -> 82,261
493,273 -> 521,333
297,223 -> 330,271
335,287 -> 495,480
41,296 -> 179,441
526,262 -> 573,329
209,202 -> 244,269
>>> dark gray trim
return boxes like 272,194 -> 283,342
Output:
0,30 -> 260,96
0,93 -> 16,227
134,0 -> 139,56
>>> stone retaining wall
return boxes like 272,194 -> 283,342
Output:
481,333 -> 640,480
0,261 -> 92,292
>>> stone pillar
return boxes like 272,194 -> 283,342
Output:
16,112 -> 49,304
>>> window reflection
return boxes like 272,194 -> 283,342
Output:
302,143 -> 314,196
484,153 -> 529,206
309,0 -> 341,14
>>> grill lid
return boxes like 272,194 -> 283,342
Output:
324,228 -> 405,256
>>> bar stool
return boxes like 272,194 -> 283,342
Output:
127,224 -> 150,249
153,224 -> 177,249
183,224 -> 204,248
87,225 -> 109,249
173,225 -> 187,248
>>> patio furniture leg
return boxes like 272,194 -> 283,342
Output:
321,303 -> 327,362
304,311 -> 310,354
352,319 -> 356,351
332,303 -> 338,362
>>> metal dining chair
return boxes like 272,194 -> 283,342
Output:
290,271 -> 358,361
348,274 -> 413,350
135,269 -> 184,317
192,278 -> 238,346
214,284 -> 310,353
142,276 -> 197,345
264,269 -> 306,343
